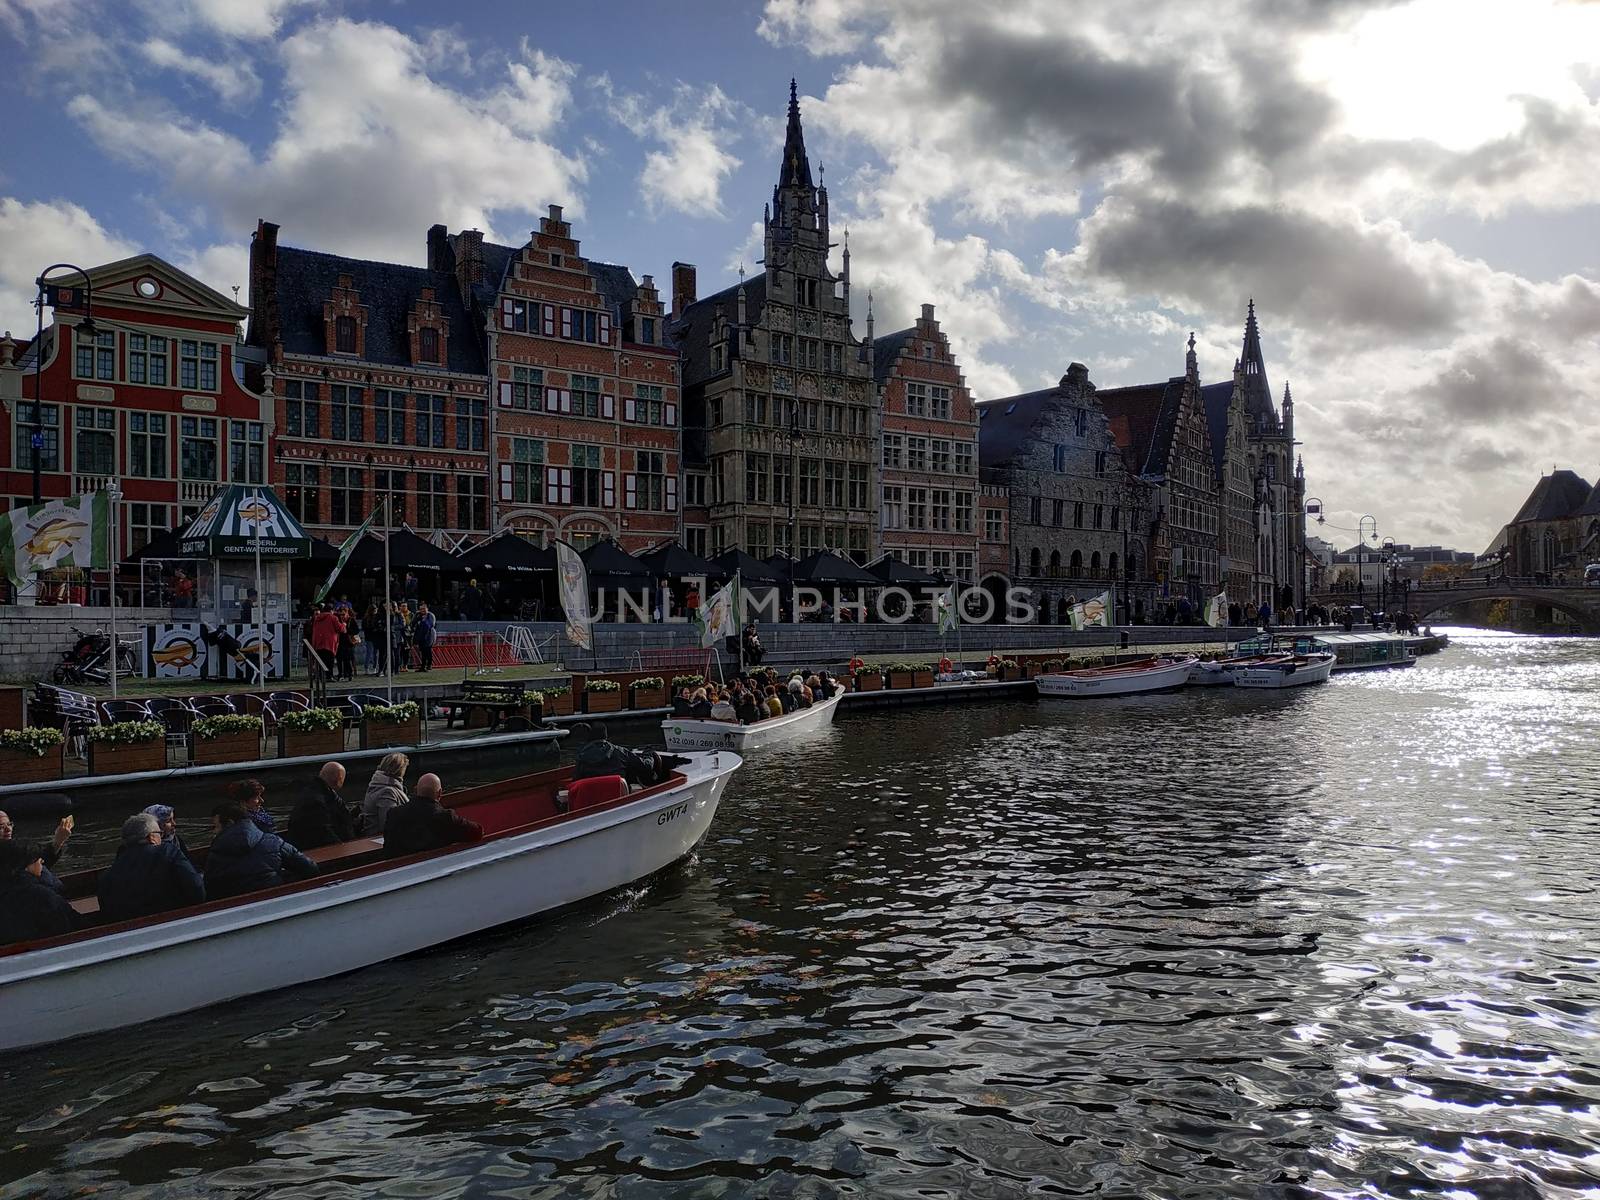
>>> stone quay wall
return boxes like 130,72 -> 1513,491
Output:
0,606 -> 172,682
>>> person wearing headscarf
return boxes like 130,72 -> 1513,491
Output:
142,803 -> 195,863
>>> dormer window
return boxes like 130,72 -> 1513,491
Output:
419,326 -> 439,364
335,315 -> 356,354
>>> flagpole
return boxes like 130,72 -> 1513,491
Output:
383,492 -> 393,703
736,569 -> 744,673
253,485 -> 265,686
107,485 -> 119,699
953,578 -> 964,670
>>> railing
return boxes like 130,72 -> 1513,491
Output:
180,481 -> 217,503
73,474 -> 113,495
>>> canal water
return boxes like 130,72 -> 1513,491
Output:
3,628 -> 1598,1198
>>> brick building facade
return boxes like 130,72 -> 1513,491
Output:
1,254 -> 270,557
672,83 -> 878,564
872,304 -> 980,581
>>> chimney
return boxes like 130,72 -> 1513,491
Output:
1063,362 -> 1089,390
454,228 -> 484,290
671,262 -> 697,319
247,219 -> 280,349
920,303 -> 936,324
426,224 -> 451,272
545,204 -> 565,233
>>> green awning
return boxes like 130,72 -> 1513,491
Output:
179,484 -> 312,558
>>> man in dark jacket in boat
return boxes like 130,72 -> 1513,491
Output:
382,774 -> 483,858
0,840 -> 77,946
287,762 -> 357,850
570,725 -> 685,790
98,813 -> 205,922
205,802 -> 319,901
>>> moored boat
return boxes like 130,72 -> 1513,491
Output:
1035,655 -> 1198,698
1189,653 -> 1292,687
661,684 -> 844,752
0,751 -> 742,1053
1233,651 -> 1337,689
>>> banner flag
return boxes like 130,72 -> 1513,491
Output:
1080,591 -> 1111,628
696,574 -> 740,647
936,585 -> 959,635
1068,601 -> 1083,631
0,491 -> 108,586
554,540 -> 593,650
1206,591 -> 1229,628
314,507 -> 379,603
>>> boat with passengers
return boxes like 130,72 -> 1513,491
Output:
0,751 -> 741,1053
661,681 -> 845,752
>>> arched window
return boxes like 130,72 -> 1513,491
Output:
1069,549 -> 1083,576
418,327 -> 439,363
335,315 -> 356,354
1109,551 -> 1119,577
1090,550 -> 1101,575
1049,549 -> 1061,577
1029,547 -> 1041,576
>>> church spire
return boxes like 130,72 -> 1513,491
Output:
778,78 -> 814,191
1242,298 -> 1264,376
1237,297 -> 1277,431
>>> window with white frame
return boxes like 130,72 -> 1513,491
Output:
823,461 -> 844,508
930,385 -> 952,419
905,382 -> 927,417
328,466 -> 363,525
416,473 -> 448,527
956,442 -> 975,477
746,452 -> 769,503
882,433 -> 904,470
179,416 -> 218,480
126,333 -> 168,386
75,330 -> 115,381
178,340 -> 218,391
984,507 -> 1004,542
229,421 -> 265,483
955,491 -> 974,534
848,463 -> 868,509
284,463 -> 320,524
907,436 -> 928,472
129,412 -> 167,478
455,396 -> 486,451
74,407 -> 116,475
907,487 -> 928,530
511,438 -> 544,504
330,384 -> 363,441
882,485 -> 903,529
635,451 -> 666,511
634,384 -> 667,425
374,389 -> 406,445
931,489 -> 951,531
931,439 -> 952,474
458,474 -> 487,529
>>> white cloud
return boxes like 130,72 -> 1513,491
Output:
604,81 -> 745,218
0,197 -> 137,336
173,0 -> 319,40
139,37 -> 260,104
68,19 -> 587,264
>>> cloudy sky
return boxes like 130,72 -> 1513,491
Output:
3,0 -> 1598,553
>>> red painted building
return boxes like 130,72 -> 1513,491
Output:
0,254 -> 269,558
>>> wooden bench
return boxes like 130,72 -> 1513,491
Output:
67,836 -> 388,919
438,680 -> 528,731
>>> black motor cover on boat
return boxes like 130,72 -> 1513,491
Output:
2,792 -> 74,819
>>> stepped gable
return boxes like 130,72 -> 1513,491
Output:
870,327 -> 917,386
1512,469 -> 1592,523
1199,381 -> 1234,481
272,244 -> 485,374
671,276 -> 768,383
1098,379 -> 1185,477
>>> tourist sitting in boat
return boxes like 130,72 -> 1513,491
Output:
382,775 -> 483,859
288,762 -> 359,851
362,753 -> 410,836
228,779 -> 276,834
204,801 -> 319,902
142,804 -> 195,863
764,685 -> 784,718
710,690 -> 737,722
0,808 -> 72,894
735,687 -> 763,724
688,688 -> 712,718
98,813 -> 206,923
671,689 -> 692,717
0,839 -> 77,946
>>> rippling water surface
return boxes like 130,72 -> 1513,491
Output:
4,628 -> 1600,1198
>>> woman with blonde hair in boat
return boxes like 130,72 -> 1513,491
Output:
363,753 -> 410,836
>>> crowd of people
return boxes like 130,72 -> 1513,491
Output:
671,667 -> 839,725
306,596 -> 437,680
0,756 -> 482,947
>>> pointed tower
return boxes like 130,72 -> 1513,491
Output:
771,79 -> 821,240
1239,298 -> 1278,434
1281,380 -> 1294,443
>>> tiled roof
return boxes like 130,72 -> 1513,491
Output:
976,388 -> 1053,468
870,327 -> 916,386
670,276 -> 767,385
1576,483 -> 1600,519
273,245 -> 485,374
1098,379 -> 1184,477
1512,469 -> 1593,523
1199,381 -> 1235,481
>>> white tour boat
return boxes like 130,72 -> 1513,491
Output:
1035,655 -> 1198,698
1233,650 -> 1337,689
661,683 -> 845,752
1189,652 -> 1292,687
0,751 -> 742,1053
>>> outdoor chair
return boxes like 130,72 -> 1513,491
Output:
145,700 -> 194,757
269,691 -> 310,709
192,701 -> 235,719
188,694 -> 235,712
100,698 -> 152,724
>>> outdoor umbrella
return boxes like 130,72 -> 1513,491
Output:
454,532 -> 554,575
579,538 -> 655,586
636,541 -> 728,583
789,550 -> 880,587
343,529 -> 460,574
713,549 -> 784,584
865,554 -> 942,587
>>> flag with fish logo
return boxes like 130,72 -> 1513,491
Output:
1076,591 -> 1111,629
554,539 -> 593,650
1206,591 -> 1229,628
0,492 -> 108,586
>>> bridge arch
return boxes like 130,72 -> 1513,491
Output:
1311,584 -> 1600,634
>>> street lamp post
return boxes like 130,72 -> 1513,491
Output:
1380,536 -> 1395,621
1356,515 -> 1378,611
32,265 -> 98,504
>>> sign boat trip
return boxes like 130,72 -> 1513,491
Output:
661,683 -> 845,752
0,751 -> 741,1052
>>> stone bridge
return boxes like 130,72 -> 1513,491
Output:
1308,578 -> 1600,634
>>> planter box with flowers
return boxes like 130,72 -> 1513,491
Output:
671,674 -> 705,695
191,714 -> 263,765
277,707 -> 346,758
996,658 -> 1021,681
584,679 -> 622,714
887,662 -> 929,689
853,667 -> 883,692
0,727 -> 65,783
912,663 -> 935,688
87,719 -> 166,775
539,687 -> 573,717
630,676 -> 667,710
361,701 -> 422,749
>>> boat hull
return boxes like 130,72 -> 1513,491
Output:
1035,657 -> 1197,697
661,687 -> 843,751
0,752 -> 741,1053
1234,654 -> 1336,689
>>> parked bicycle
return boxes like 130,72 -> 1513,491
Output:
52,626 -> 138,685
